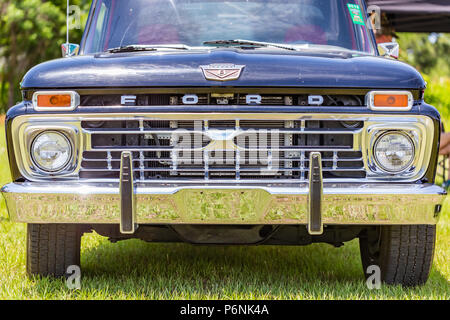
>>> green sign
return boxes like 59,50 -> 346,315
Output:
347,4 -> 365,26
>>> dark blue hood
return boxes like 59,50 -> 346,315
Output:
21,49 -> 426,89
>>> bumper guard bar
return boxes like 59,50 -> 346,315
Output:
120,151 -> 137,234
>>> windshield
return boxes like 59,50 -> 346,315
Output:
83,0 -> 376,54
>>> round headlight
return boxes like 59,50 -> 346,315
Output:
31,131 -> 72,172
373,131 -> 415,173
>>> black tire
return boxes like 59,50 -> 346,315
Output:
27,224 -> 82,277
359,225 -> 436,287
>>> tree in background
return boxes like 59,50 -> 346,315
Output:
1,2 -> 449,113
397,33 -> 450,77
0,0 -> 90,113
395,33 -> 450,121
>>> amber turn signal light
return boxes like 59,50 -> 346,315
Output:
32,91 -> 80,111
367,91 -> 413,111
37,94 -> 72,107
374,94 -> 409,108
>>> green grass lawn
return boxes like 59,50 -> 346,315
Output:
0,123 -> 448,300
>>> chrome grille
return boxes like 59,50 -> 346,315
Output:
80,119 -> 365,182
10,113 -> 435,184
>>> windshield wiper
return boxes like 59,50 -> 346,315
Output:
107,44 -> 191,53
203,39 -> 297,51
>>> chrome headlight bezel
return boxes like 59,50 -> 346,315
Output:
372,131 -> 415,174
13,122 -> 83,180
30,131 -> 73,173
364,122 -> 428,180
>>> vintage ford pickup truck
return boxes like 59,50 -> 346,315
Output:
1,0 -> 446,286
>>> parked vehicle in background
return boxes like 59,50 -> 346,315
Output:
1,0 -> 445,286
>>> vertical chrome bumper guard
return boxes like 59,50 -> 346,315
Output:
308,152 -> 324,235
120,151 -> 137,234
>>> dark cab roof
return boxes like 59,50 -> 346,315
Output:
367,0 -> 450,32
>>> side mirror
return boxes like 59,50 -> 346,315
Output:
378,42 -> 399,59
61,43 -> 80,57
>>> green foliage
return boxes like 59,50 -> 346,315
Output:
397,33 -> 450,77
396,33 -> 450,125
0,0 -> 91,113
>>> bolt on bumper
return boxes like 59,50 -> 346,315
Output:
1,181 -> 445,230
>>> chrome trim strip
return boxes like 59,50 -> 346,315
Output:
87,128 -> 361,135
1,182 -> 444,225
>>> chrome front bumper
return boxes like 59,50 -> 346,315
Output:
1,182 -> 445,225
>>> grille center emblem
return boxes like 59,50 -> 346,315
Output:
200,64 -> 245,81
204,129 -> 239,151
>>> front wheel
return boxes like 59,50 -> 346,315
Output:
27,224 -> 82,277
359,225 -> 436,287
